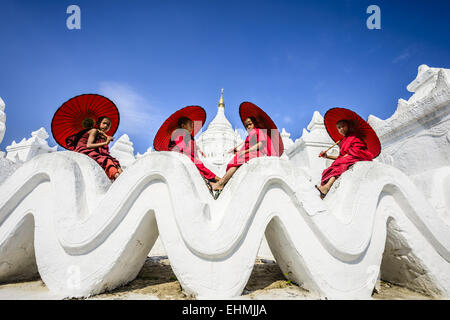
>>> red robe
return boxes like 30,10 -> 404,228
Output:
226,128 -> 274,172
321,133 -> 374,185
168,130 -> 216,181
74,130 -> 121,179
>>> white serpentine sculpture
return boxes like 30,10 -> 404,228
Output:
0,151 -> 449,299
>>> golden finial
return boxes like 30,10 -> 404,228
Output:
218,88 -> 225,108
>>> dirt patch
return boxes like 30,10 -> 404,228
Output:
372,281 -> 434,300
0,256 -> 439,300
89,257 -> 436,300
90,257 -> 299,300
90,256 -> 192,300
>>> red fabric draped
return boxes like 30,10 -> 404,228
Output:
74,130 -> 121,179
321,133 -> 374,185
226,128 -> 274,172
105,159 -> 120,179
168,130 -> 216,181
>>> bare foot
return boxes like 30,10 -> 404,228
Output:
315,185 -> 329,199
211,182 -> 223,191
317,185 -> 329,195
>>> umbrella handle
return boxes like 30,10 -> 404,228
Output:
323,139 -> 341,154
98,129 -> 110,140
229,141 -> 244,153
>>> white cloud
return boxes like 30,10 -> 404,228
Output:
392,46 -> 418,64
393,51 -> 411,64
98,82 -> 163,136
283,116 -> 293,124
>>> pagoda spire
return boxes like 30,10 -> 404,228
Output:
218,88 -> 225,109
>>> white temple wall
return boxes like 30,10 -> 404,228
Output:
368,65 -> 450,181
0,97 -> 21,182
0,66 -> 449,299
6,128 -> 57,163
0,97 -> 5,148
286,112 -> 338,183
375,111 -> 449,175
109,134 -> 137,169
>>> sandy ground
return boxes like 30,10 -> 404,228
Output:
0,256 -> 438,300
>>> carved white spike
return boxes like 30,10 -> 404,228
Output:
301,128 -> 308,138
367,114 -> 383,128
397,98 -> 409,112
434,69 -> 450,91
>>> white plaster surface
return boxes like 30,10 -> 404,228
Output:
0,97 -> 5,147
136,146 -> 153,159
368,65 -> 450,177
6,127 -> 57,163
0,65 -> 449,300
196,90 -> 244,177
0,97 -> 22,182
110,134 -> 137,168
286,111 -> 338,181
0,157 -> 21,186
0,151 -> 449,299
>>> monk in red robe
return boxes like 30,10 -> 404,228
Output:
316,120 -> 374,199
71,117 -> 123,181
168,117 -> 220,193
211,117 -> 274,195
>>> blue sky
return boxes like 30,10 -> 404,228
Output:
0,0 -> 449,154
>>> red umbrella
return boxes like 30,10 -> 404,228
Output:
324,107 -> 381,158
153,106 -> 206,151
51,94 -> 120,150
239,101 -> 284,156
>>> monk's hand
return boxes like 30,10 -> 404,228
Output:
319,151 -> 327,158
106,135 -> 114,144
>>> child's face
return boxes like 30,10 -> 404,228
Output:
336,121 -> 348,136
181,120 -> 194,133
99,118 -> 111,131
244,118 -> 255,132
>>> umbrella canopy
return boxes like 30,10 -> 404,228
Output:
239,101 -> 284,156
153,106 -> 206,151
51,94 -> 120,150
324,107 -> 381,158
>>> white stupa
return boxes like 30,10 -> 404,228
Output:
196,89 -> 244,176
109,134 -> 136,169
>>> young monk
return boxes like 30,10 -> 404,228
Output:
211,116 -> 273,196
71,116 -> 123,181
169,116 -> 220,194
315,119 -> 374,199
